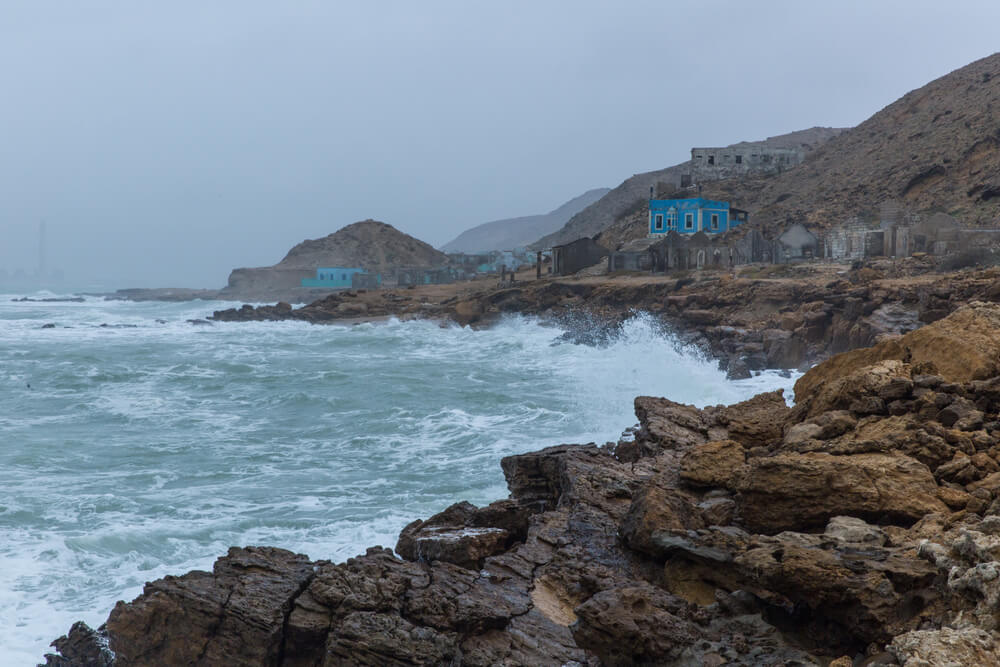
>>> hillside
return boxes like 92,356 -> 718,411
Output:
276,220 -> 447,272
532,127 -> 845,249
441,188 -> 610,253
600,52 -> 1000,248
222,220 -> 447,296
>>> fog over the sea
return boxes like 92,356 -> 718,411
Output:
1,1 -> 998,289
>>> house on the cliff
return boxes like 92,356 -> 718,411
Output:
647,197 -> 748,237
551,238 -> 610,276
301,267 -> 380,289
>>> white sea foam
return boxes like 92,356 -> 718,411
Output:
0,297 -> 799,663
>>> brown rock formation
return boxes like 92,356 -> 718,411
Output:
47,304 -> 1000,665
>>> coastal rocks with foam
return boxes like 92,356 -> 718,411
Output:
45,303 -> 1000,664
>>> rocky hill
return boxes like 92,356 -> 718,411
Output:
441,188 -> 610,253
531,127 -> 845,250
599,52 -> 1000,248
222,220 -> 447,297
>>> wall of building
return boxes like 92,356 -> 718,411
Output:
648,198 -> 735,235
689,144 -> 805,181
301,267 -> 367,288
552,238 -> 609,276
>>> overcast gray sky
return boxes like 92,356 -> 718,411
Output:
1,1 -> 998,289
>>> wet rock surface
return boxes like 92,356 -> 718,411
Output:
46,303 -> 1000,665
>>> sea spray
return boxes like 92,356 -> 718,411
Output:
0,295 -> 796,662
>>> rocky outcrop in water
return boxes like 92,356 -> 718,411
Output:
45,302 -> 1000,665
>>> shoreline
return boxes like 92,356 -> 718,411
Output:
45,302 -> 1000,665
41,264 -> 1000,665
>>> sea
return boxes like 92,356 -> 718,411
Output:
0,292 -> 798,663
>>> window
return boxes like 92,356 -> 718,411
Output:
735,155 -> 742,164
707,155 -> 715,165
654,214 -> 664,231
711,214 -> 719,231
685,213 -> 694,230
342,273 -> 347,281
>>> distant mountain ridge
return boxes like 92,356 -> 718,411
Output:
531,127 -> 845,250
440,188 -> 610,253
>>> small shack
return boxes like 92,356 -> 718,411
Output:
551,238 -> 610,276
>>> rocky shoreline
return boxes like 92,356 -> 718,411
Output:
208,261 -> 1000,379
43,265 -> 1000,666
44,302 -> 1000,665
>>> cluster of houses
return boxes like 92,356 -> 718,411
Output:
550,197 -> 999,277
301,195 -> 997,291
300,248 -> 540,290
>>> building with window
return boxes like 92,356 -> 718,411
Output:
648,197 -> 746,236
301,267 -> 375,289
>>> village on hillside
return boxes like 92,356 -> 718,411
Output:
291,139 -> 1000,295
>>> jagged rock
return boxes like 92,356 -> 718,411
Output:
716,389 -> 789,448
735,452 -> 948,533
632,396 -> 715,450
395,500 -> 527,569
107,546 -> 315,666
620,482 -> 703,557
678,440 -> 747,487
42,622 -> 113,667
570,585 -> 698,666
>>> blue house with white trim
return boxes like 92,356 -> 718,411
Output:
301,267 -> 379,289
648,197 -> 747,237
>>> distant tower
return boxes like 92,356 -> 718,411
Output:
38,220 -> 46,281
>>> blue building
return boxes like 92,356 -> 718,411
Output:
647,197 -> 747,236
301,267 -> 378,289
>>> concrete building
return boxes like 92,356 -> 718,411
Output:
301,267 -> 369,289
648,197 -> 747,236
689,144 -> 805,181
551,238 -> 609,276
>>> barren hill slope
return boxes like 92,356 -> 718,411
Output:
276,220 -> 447,272
601,52 -> 1000,248
223,220 -> 446,296
532,127 -> 844,249
708,52 -> 1000,232
441,188 -> 610,253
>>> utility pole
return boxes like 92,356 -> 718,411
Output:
38,220 -> 46,282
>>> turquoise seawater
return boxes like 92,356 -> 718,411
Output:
0,292 -> 796,663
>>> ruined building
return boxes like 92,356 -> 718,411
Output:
688,144 -> 805,182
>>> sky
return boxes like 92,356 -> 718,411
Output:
1,1 -> 999,289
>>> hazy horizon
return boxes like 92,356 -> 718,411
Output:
2,1 -> 999,290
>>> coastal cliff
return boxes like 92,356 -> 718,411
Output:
45,302 -> 1000,665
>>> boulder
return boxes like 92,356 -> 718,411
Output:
734,452 -> 948,533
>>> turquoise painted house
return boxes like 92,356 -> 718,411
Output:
301,267 -> 379,289
648,197 -> 747,236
